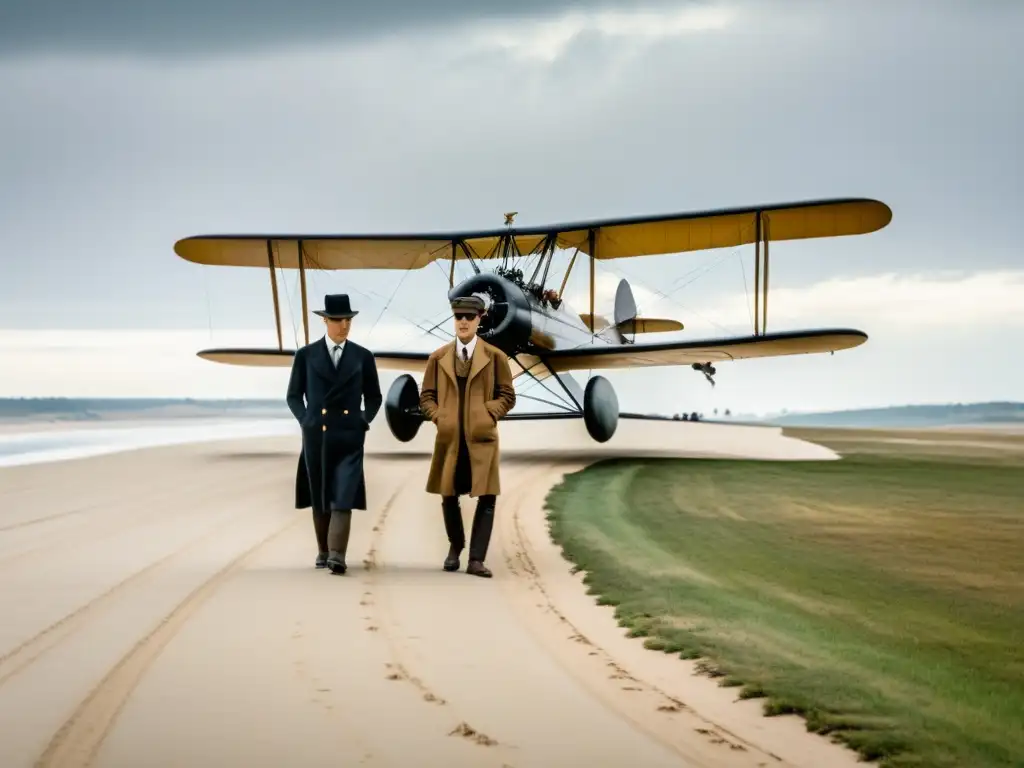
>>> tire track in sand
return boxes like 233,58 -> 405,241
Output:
32,511 -> 304,768
359,467 -> 519,762
495,463 -> 782,767
0,472 -> 238,570
0,502 -> 271,689
0,504 -> 98,533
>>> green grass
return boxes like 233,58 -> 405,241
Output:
543,427 -> 1024,768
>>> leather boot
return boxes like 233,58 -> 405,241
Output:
326,509 -> 352,575
312,509 -> 329,568
441,496 -> 465,572
467,495 -> 495,578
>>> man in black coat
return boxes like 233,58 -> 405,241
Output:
287,294 -> 382,575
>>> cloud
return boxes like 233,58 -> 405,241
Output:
468,3 -> 735,62
562,267 -> 1024,340
1,1 -> 1021,415
698,270 -> 1024,331
0,0 -> 703,59
545,270 -> 1024,417
561,268 -> 663,318
0,324 -> 426,398
5,276 -> 1021,414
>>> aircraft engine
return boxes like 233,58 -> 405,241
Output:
448,272 -> 533,354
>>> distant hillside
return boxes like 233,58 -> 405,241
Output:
0,397 -> 290,422
763,402 -> 1024,428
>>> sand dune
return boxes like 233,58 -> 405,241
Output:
0,419 -> 860,767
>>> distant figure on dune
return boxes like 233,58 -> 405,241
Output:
286,294 -> 382,575
419,295 -> 516,578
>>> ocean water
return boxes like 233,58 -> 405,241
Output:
0,418 -> 298,468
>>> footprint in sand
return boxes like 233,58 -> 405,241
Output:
448,722 -> 497,747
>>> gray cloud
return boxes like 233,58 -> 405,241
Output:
1,0 -> 1021,366
0,0 -> 691,58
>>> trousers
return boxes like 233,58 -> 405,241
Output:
441,494 -> 495,562
312,508 -> 352,555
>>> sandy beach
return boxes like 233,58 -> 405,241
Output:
0,418 -> 862,767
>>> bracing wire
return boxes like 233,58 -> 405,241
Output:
277,261 -> 299,348
737,251 -> 754,332
366,269 -> 412,339
591,255 -> 739,336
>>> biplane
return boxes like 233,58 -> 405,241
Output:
173,197 -> 891,442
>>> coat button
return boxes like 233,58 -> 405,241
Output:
321,408 -> 326,415
322,425 -> 327,432
343,409 -> 349,415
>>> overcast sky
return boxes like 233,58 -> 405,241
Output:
1,0 -> 1021,415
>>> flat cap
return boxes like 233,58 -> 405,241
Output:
450,295 -> 486,314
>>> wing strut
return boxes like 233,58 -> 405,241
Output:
753,211 -> 771,335
557,247 -> 579,300
588,229 -> 596,332
763,215 -> 770,333
298,239 -> 309,344
536,235 -> 558,291
266,240 -> 284,350
457,240 -> 482,275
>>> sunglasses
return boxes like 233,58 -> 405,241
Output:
453,312 -> 479,321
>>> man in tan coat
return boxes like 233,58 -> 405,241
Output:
419,295 -> 517,578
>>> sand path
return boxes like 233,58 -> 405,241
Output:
0,419 -> 861,767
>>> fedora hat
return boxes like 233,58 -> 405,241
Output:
313,293 -> 359,319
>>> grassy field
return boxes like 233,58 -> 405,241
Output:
543,427 -> 1024,768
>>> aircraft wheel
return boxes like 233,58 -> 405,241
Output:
583,375 -> 619,443
385,374 -> 423,442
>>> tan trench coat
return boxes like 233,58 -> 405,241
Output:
419,338 -> 516,497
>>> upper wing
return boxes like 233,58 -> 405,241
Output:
173,198 -> 891,270
196,348 -> 430,373
542,329 -> 867,372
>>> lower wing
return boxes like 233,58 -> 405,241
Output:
541,328 -> 866,371
196,348 -> 430,373
193,328 -> 864,374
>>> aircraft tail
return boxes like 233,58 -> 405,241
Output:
607,278 -> 683,342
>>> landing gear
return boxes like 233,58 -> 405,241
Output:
384,374 -> 424,442
384,369 -> 621,445
583,375 -> 619,443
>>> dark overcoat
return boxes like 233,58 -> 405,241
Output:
287,337 -> 382,512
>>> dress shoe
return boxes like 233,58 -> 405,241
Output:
326,510 -> 351,574
441,497 -> 466,572
326,550 -> 347,575
466,495 -> 495,578
315,551 -> 328,569
443,544 -> 462,572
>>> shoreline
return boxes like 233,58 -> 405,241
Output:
0,417 -> 298,468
